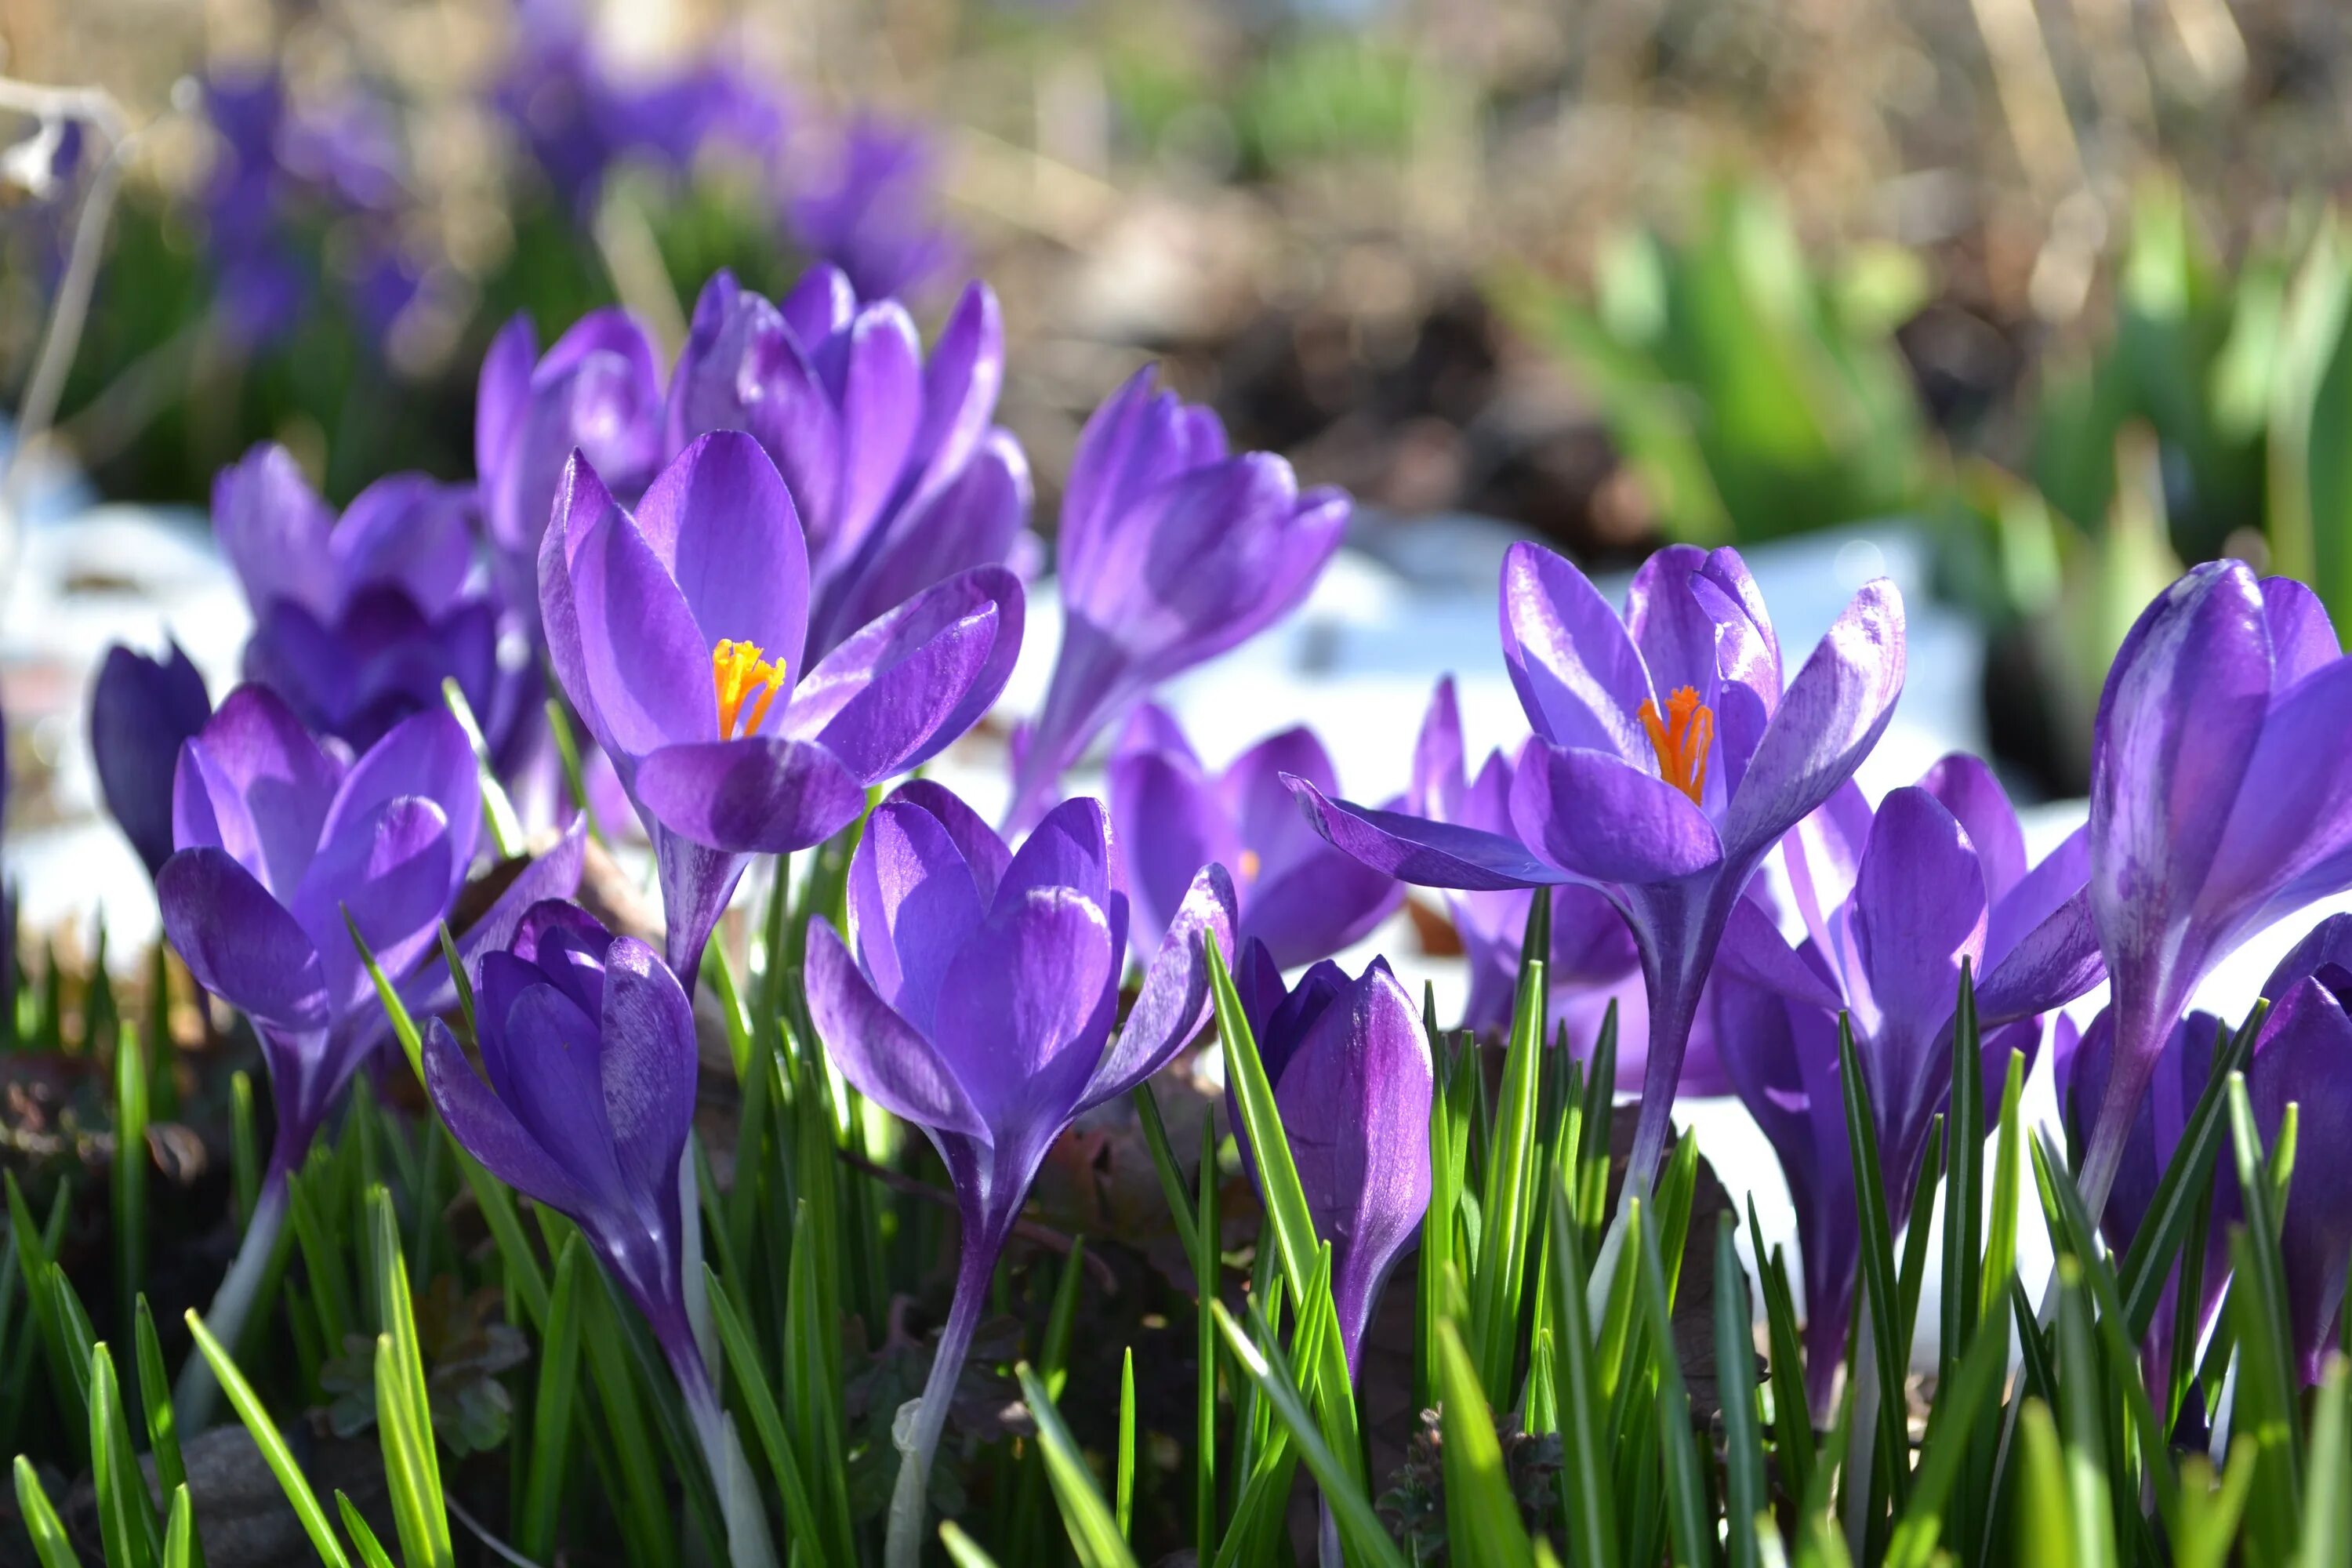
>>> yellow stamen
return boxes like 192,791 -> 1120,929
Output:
1637,685 -> 1715,806
712,640 -> 787,740
1239,848 -> 1262,883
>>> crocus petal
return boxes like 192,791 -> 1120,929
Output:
1107,745 -> 1231,962
931,888 -> 1118,1131
1782,779 -> 1872,981
2265,912 -> 2352,1000
633,736 -> 867,855
1975,885 -> 2104,1025
91,642 -> 211,877
848,797 -> 989,1033
213,443 -> 336,620
829,303 -> 924,560
596,938 -> 700,1201
1719,579 -> 1906,863
392,821 -> 589,1029
898,281 -> 1003,510
884,779 -> 1012,904
498,981 -> 631,1205
1850,787 -> 1987,1040
1919,753 -> 2027,908
1624,543 -> 1722,723
808,918 -> 989,1139
1242,851 -> 1405,974
317,707 -> 480,879
1286,775 -> 1570,891
1713,896 -> 1846,1015
632,432 -> 810,676
1082,863 -> 1238,1112
474,314 -> 537,486
2263,575 -> 2341,690
292,796 -> 459,1015
1508,739 -> 1723,884
784,566 -> 1023,781
1222,727 -> 1339,875
423,1018 -> 597,1217
2246,977 -> 2352,1379
1499,541 -> 1651,760
2207,659 -> 2352,926
172,684 -> 342,902
158,847 -> 329,1033
1000,797 -> 1115,913
1409,676 -> 1467,822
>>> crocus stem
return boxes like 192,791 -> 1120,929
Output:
173,1168 -> 289,1430
885,1228 -> 1000,1568
675,1345 -> 779,1568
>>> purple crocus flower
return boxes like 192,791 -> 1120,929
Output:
1004,368 -> 1348,829
1716,757 -> 2103,1411
806,783 -> 1234,1566
784,114 -> 958,303
1229,942 -> 1432,1370
1107,704 -> 1399,971
539,433 -> 1024,985
1406,677 -> 1731,1091
665,267 -> 1030,658
1292,543 -> 1905,1183
2078,564 -> 2352,1216
476,307 -> 666,633
90,641 -> 212,878
212,445 -> 502,753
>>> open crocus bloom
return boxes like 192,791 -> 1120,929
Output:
1718,759 -> 2103,1411
91,640 -> 212,879
666,267 -> 1029,658
2081,564 -> 2352,1214
1293,542 -> 1904,1181
1107,704 -> 1399,971
1407,676 -> 1730,1089
807,784 -> 1234,1565
214,445 -> 505,751
1004,367 -> 1348,829
1229,942 -> 1432,1371
477,306 -> 666,632
539,431 -> 1025,983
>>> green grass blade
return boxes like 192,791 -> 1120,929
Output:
2052,1259 -> 2118,1568
1117,1346 -> 1137,1542
136,1296 -> 188,1510
2116,1007 -> 2263,1338
368,1187 -> 452,1568
1883,1291 -> 2017,1568
164,1483 -> 199,1568
1195,1110 -> 1221,1557
518,1235 -> 590,1562
184,1308 -> 355,1568
114,1011 -> 151,1341
343,909 -> 426,1086
338,1493 -> 398,1568
1716,1214 -> 1766,1568
1431,1315 -> 1537,1568
705,1265 -> 829,1567
940,1520 -> 1004,1567
2297,1355 -> 2352,1568
1634,1199 -> 1711,1568
90,1342 -> 163,1568
231,1069 -> 260,1225
1750,1195 -> 1817,1509
1835,1012 -> 1911,1513
2227,1071 -> 2304,1498
2015,1402 -> 2078,1568
1893,1115 -> 1943,1357
1131,1081 -> 1201,1263
1940,960 -> 1984,1384
13,1455 -> 82,1568
1472,896 -> 1549,1396
1016,1360 -> 1142,1568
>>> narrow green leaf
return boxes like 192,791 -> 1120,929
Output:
136,1298 -> 190,1521
368,1186 -> 452,1568
163,1483 -> 199,1568
231,1069 -> 260,1226
2052,1259 -> 2117,1568
1131,1081 -> 1201,1263
2297,1355 -> 2352,1568
1883,1289 -> 2017,1568
1716,1214 -> 1766,1568
1195,1108 -> 1221,1559
91,1342 -> 164,1568
706,1265 -> 828,1567
544,694 -> 607,847
1750,1194 -> 1817,1511
1116,1346 -> 1138,1542
2227,1071 -> 2304,1499
1431,1314 -> 1537,1568
2117,1007 -> 2263,1337
1472,896 -> 1549,1396
114,1013 -> 151,1338
940,1520 -> 1003,1568
2015,1402 -> 2078,1568
1836,1012 -> 1911,1512
338,1492 -> 399,1568
343,909 -> 426,1085
1940,960 -> 1984,1385
1017,1360 -> 1142,1568
518,1236 -> 590,1563
185,1308 -> 355,1568
1634,1199 -> 1711,1567
13,1455 -> 82,1568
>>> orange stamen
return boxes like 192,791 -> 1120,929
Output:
712,640 -> 787,740
1239,848 -> 1262,883
1637,685 -> 1715,805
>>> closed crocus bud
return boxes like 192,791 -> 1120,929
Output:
214,445 -> 503,752
90,640 -> 212,878
1228,941 -> 1432,1373
1106,704 -> 1399,972
1293,542 -> 1906,1185
2080,566 -> 2352,1215
666,267 -> 1030,659
539,433 -> 1024,985
1005,367 -> 1348,830
808,783 -> 1235,1568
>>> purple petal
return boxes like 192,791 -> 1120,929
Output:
92,642 -> 212,877
784,566 -> 1023,782
897,281 -> 1003,512
1713,895 -> 1846,1015
779,264 -> 856,347
172,684 -> 343,902
1719,579 -> 1906,864
290,795 -> 459,1017
633,736 -> 866,855
806,918 -> 988,1139
1849,787 -> 1986,1138
1081,863 -> 1238,1112
1919,753 -> 2026,908
558,484 -> 717,759
596,938 -> 700,1200
214,443 -> 336,620
158,847 -> 328,1033
538,455 -> 625,757
1499,541 -> 1651,759
1286,774 -> 1569,891
1000,797 -> 1115,911
1108,744 -> 1232,963
1242,850 -> 1405,973
884,779 -> 1012,905
930,888 -> 1118,1132
815,429 -> 1029,655
2265,912 -> 2352,1000
474,314 -> 537,485
318,708 -> 481,880
2263,575 -> 2341,690
1782,779 -> 1871,976
495,980 -> 630,1207
392,822 -> 589,1028
1624,543 -> 1722,726
2207,659 -> 2352,927
1973,885 -> 2103,1025
1508,739 -> 1724,885
632,433 -> 810,678
2247,978 -> 2352,1380
332,475 -> 476,612
826,303 -> 924,563
1409,677 -> 1466,821
847,797 -> 990,1033
423,1018 -> 597,1218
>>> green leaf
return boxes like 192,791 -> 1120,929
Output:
163,1484 -> 199,1568
368,1187 -> 453,1568
1017,1360 -> 1142,1568
114,1012 -> 151,1339
2015,1401 -> 2078,1568
1750,1194 -> 1817,1511
706,1264 -> 828,1567
343,909 -> 426,1086
337,1492 -> 398,1568
1633,1199 -> 1710,1567
1430,1314 -> 1537,1568
1472,898 -> 1550,1396
576,1269 -> 679,1566
1882,1284 -> 2016,1568
136,1298 -> 191,1539
13,1455 -> 82,1568
1835,1013 -> 1911,1517
1716,1214 -> 1766,1568
1116,1346 -> 1138,1542
518,1235 -> 590,1562
231,1070 -> 260,1226
185,1308 -> 356,1568
1194,1107 -> 1221,1558
940,1520 -> 1004,1567
1940,960 -> 1984,1385
2052,1260 -> 2118,1568
441,677 -> 525,856
544,694 -> 607,847
90,1342 -> 164,1568
2227,1070 -> 2304,1512
2298,1355 -> 2352,1568
1130,1082 -> 1200,1264
2117,1007 -> 2263,1338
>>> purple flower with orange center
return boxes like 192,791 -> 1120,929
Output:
539,431 -> 1024,984
1290,542 -> 1905,1185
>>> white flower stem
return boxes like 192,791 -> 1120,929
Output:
172,1173 -> 289,1430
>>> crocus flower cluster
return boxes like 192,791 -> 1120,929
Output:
1108,703 -> 1399,971
2078,565 -> 2352,1214
212,445 -> 510,753
1005,367 -> 1350,829
808,783 -> 1233,1566
1295,542 -> 1906,1184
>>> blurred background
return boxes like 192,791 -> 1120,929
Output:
5,0 -> 2352,869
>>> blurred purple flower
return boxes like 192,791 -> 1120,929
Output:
806,783 -> 1233,1563
666,267 -> 1030,658
1229,941 -> 1431,1370
212,444 -> 502,753
1294,542 -> 1904,1184
1108,704 -> 1399,971
539,434 -> 1023,983
785,114 -> 958,303
1406,676 -> 1730,1091
2079,564 -> 2352,1216
1717,758 -> 2102,1414
90,641 -> 212,879
1007,367 -> 1348,829
477,307 -> 666,633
